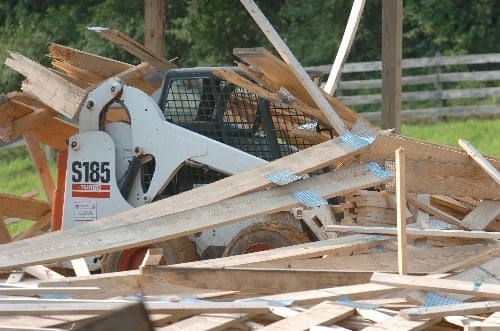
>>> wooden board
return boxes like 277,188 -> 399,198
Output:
238,1 -> 348,135
0,193 -> 51,220
371,272 -> 500,299
461,200 -> 500,230
326,225 -> 500,240
361,315 -> 440,331
0,162 -> 391,270
92,28 -> 176,71
258,301 -> 354,331
233,47 -> 365,129
401,301 -> 500,320
4,52 -> 88,119
31,117 -> 78,150
0,301 -> 268,316
361,133 -> 500,199
49,43 -> 132,79
175,234 -> 386,269
244,244 -> 497,273
159,313 -> 252,331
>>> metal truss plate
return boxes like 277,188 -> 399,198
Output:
292,189 -> 327,208
265,169 -> 301,186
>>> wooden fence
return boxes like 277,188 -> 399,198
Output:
307,53 -> 500,124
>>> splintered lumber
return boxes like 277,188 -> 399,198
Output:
459,139 -> 500,185
90,27 -> 176,71
49,43 -> 132,79
324,0 -> 366,95
0,301 -> 268,317
258,301 -> 355,331
461,200 -> 500,230
400,301 -> 500,320
144,267 -> 372,293
361,315 -> 441,331
4,52 -> 88,119
360,133 -> 500,199
175,234 -> 387,269
370,272 -> 500,299
239,0 -> 348,135
0,161 -> 391,270
233,47 -> 364,129
0,193 -> 50,220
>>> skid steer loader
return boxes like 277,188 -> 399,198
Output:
58,67 -> 336,272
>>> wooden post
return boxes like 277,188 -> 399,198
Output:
396,147 -> 407,275
23,132 -> 55,207
381,0 -> 403,133
144,0 -> 166,58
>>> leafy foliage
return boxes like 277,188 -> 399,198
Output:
0,0 -> 498,93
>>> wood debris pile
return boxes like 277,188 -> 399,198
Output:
0,2 -> 499,330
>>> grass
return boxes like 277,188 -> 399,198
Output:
402,118 -> 499,157
0,118 -> 498,236
0,145 -> 56,237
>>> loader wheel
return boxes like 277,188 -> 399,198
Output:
100,237 -> 198,273
222,220 -> 310,257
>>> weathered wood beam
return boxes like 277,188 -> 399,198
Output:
5,52 -> 88,119
0,162 -> 391,270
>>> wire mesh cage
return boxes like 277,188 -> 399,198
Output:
154,67 -> 318,197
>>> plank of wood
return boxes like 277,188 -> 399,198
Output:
239,0 -> 348,135
396,147 -> 407,275
49,43 -> 132,79
361,314 -> 440,331
140,248 -> 164,267
431,245 -> 500,274
0,214 -> 11,244
243,244 -> 497,274
0,193 -> 51,220
256,283 -> 395,306
371,272 -> 500,299
406,194 -> 466,228
4,52 -> 88,119
175,234 -> 387,269
324,0 -> 365,95
360,134 -> 500,199
326,225 -> 500,240
259,301 -> 355,331
13,212 -> 51,241
142,266 -> 372,293
233,48 -> 363,131
459,139 -> 500,185
401,301 -> 500,320
0,138 -> 377,269
0,286 -> 99,296
0,301 -> 268,316
22,265 -> 65,280
91,28 -> 176,71
158,313 -> 252,331
31,117 -> 78,150
70,257 -> 91,277
461,200 -> 500,230
23,132 -> 55,206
